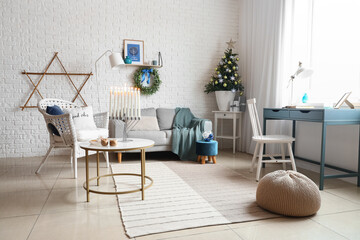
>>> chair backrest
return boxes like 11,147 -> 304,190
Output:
247,98 -> 263,137
38,98 -> 80,113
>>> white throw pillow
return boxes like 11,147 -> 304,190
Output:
131,116 -> 160,131
65,106 -> 97,130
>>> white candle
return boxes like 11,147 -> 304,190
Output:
114,89 -> 118,119
137,88 -> 141,118
117,88 -> 120,118
121,90 -> 124,119
109,87 -> 112,118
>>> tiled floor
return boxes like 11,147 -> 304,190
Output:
0,150 -> 360,240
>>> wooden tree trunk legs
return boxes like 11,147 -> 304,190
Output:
197,155 -> 217,164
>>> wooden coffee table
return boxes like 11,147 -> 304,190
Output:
79,138 -> 154,202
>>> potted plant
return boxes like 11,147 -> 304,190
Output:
204,47 -> 244,111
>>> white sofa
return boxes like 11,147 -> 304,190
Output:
109,108 -> 212,152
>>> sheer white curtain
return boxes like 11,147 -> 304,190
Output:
282,0 -> 360,105
239,0 -> 288,153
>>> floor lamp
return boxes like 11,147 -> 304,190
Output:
95,50 -> 124,111
287,62 -> 314,107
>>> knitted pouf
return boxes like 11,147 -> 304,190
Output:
256,170 -> 321,217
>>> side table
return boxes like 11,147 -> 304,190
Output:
213,111 -> 242,154
79,138 -> 154,202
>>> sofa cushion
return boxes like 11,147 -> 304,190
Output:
132,116 -> 160,131
141,108 -> 156,117
156,108 -> 176,130
77,128 -> 108,142
128,131 -> 170,145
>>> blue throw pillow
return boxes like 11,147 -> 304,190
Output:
46,105 -> 64,136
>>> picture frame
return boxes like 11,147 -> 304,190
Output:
334,92 -> 354,109
123,39 -> 144,65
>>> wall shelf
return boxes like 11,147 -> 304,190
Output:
124,63 -> 162,68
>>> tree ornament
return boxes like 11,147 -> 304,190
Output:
224,76 -> 227,79
227,61 -> 231,64
133,67 -> 161,95
218,74 -> 222,78
234,81 -> 238,85
215,68 -> 218,71
232,66 -> 236,70
215,80 -> 218,85
236,57 -> 239,61
223,83 -> 227,87
231,76 -> 235,80
230,56 -> 234,59
217,71 -> 220,74
219,79 -> 223,83
235,73 -> 238,77
222,55 -> 226,59
224,65 -> 227,68
231,88 -> 236,92
226,39 -> 236,49
236,66 -> 239,70
229,70 -> 232,73
220,61 -> 224,65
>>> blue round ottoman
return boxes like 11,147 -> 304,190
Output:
196,140 -> 218,164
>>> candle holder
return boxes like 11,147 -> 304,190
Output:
111,114 -> 140,142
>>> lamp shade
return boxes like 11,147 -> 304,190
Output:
109,52 -> 124,70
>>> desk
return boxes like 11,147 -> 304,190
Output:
213,111 -> 242,154
263,108 -> 360,190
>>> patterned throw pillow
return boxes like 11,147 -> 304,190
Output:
65,106 -> 97,130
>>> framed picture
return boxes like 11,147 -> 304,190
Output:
124,39 -> 144,65
334,92 -> 354,109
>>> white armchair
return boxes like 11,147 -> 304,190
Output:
36,99 -> 109,178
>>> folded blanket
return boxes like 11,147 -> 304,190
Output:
172,108 -> 206,160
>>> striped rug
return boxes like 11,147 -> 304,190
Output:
111,162 -> 277,238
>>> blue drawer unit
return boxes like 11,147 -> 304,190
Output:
263,109 -> 289,119
289,110 -> 323,121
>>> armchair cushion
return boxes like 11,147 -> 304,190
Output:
77,128 -> 108,142
65,106 -> 97,130
46,105 -> 64,136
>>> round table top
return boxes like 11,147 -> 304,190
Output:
79,138 -> 155,152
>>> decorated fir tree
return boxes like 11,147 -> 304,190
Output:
204,40 -> 244,94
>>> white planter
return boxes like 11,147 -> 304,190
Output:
215,91 -> 236,111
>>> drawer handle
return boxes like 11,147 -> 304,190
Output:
272,110 -> 280,112
300,110 -> 310,113
223,114 -> 226,116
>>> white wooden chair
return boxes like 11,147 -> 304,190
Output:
36,99 -> 109,178
247,98 -> 297,181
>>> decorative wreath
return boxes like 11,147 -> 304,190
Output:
133,67 -> 161,95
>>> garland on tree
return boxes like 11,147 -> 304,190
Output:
133,67 -> 161,95
204,48 -> 244,94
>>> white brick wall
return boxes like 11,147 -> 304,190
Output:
0,0 -> 239,157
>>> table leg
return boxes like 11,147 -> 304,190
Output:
220,118 -> 223,149
86,150 -> 90,202
233,115 -> 236,154
238,114 -> 242,152
358,128 -> 360,187
292,120 -> 296,154
97,151 -> 100,186
319,123 -> 327,190
141,149 -> 145,200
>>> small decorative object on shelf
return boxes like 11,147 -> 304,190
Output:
109,85 -> 142,142
124,39 -> 144,65
202,131 -> 214,142
152,60 -> 157,65
124,56 -> 132,64
133,67 -> 161,95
